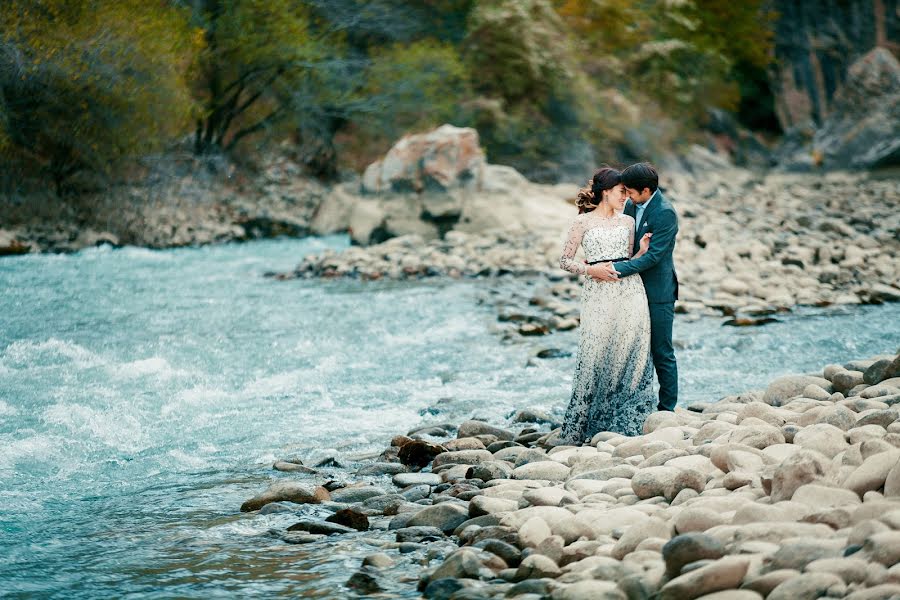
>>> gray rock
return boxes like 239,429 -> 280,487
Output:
396,525 -> 445,543
240,481 -> 330,512
764,375 -> 833,406
865,356 -> 900,385
662,533 -> 727,578
457,420 -> 514,441
286,520 -> 356,535
432,449 -> 494,468
362,552 -> 395,568
658,556 -> 750,600
406,502 -> 469,533
258,502 -> 296,515
400,484 -> 433,502
467,461 -> 514,481
393,472 -> 442,487
356,462 -> 409,476
473,538 -> 522,567
766,572 -> 846,600
329,486 -> 386,503
771,449 -> 838,502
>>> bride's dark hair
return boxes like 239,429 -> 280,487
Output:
576,166 -> 621,214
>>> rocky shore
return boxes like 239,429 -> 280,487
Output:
0,154 -> 327,254
241,350 -> 900,599
273,165 -> 900,325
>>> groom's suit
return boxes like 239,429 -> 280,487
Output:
615,189 -> 679,411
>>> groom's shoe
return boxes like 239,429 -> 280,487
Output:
656,404 -> 674,412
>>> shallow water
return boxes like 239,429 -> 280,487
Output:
1,237 -> 897,598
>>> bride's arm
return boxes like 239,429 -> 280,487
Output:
559,217 -> 587,275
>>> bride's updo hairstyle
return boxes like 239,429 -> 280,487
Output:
576,166 -> 622,214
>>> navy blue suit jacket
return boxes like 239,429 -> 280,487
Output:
615,190 -> 679,304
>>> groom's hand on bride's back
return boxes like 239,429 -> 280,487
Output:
585,261 -> 619,282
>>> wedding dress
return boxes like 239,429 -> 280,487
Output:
558,212 -> 655,441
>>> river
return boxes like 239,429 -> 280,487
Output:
1,237 -> 897,598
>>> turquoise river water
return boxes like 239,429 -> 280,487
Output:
1,237 -> 897,598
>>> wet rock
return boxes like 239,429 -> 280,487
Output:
329,485 -> 385,503
468,461 -> 514,482
362,552 -> 395,568
240,481 -> 330,512
356,462 -> 409,476
425,547 -> 499,584
457,420 -> 515,441
512,408 -> 558,426
273,460 -> 317,474
396,526 -> 445,543
432,450 -> 494,468
393,472 -> 442,487
473,538 -> 522,567
326,508 -> 370,531
406,502 -> 469,533
398,440 -> 447,468
278,531 -> 326,544
286,520 -> 356,535
346,568 -> 383,594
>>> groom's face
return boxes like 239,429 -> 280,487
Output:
625,186 -> 652,204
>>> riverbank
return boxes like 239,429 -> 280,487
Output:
245,349 -> 900,599
274,169 -> 900,323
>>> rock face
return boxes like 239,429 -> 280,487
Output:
771,0 -> 900,170
812,48 -> 900,169
771,0 -> 899,130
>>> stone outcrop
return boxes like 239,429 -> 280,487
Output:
317,124 -> 579,246
770,0 -> 900,170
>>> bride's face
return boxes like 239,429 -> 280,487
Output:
604,184 -> 626,211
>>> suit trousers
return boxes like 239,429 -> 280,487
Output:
649,302 -> 678,411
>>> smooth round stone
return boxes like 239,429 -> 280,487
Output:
362,552 -> 395,568
393,472 -> 441,487
662,533 -> 726,578
766,573 -> 845,600
329,486 -> 386,503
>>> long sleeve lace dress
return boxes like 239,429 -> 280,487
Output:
557,212 -> 656,441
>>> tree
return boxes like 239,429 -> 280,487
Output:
185,0 -> 329,156
0,0 -> 196,194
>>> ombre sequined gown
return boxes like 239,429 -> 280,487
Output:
558,212 -> 655,441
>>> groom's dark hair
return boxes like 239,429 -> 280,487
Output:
621,162 -> 658,193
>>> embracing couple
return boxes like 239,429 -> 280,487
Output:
558,162 -> 678,443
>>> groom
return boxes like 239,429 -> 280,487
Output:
593,163 -> 679,411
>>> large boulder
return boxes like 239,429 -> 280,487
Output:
812,48 -> 900,169
362,125 -> 485,195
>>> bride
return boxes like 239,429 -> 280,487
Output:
557,166 -> 656,442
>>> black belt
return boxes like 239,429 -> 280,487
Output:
586,257 -> 629,265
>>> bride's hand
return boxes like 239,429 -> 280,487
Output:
639,232 -> 652,253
